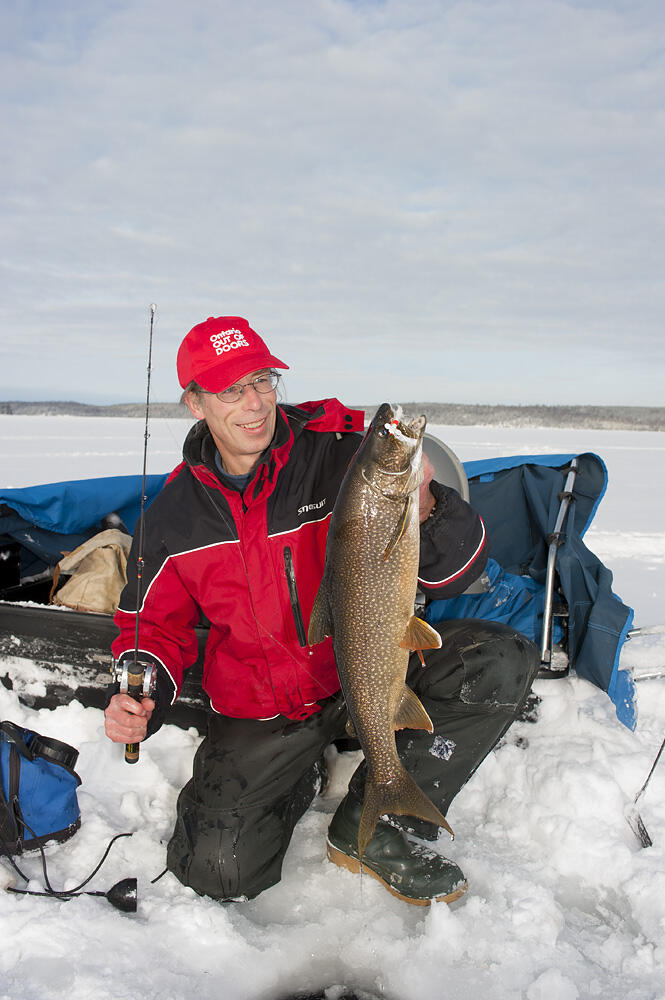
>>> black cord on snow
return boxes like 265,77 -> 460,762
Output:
1,809 -> 133,899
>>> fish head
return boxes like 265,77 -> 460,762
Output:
362,403 -> 426,491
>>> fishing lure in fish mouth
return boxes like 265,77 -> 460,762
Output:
381,406 -> 424,443
387,423 -> 421,444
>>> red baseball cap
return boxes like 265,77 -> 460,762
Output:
177,316 -> 289,391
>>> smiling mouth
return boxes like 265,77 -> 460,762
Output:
238,418 -> 267,430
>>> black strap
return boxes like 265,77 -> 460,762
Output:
29,733 -> 79,770
0,777 -> 18,852
0,721 -> 79,771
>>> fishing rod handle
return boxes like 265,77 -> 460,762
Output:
116,660 -> 156,765
124,665 -> 144,764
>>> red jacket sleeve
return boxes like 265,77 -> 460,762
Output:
112,539 -> 201,701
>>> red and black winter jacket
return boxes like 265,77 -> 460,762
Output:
112,400 -> 488,723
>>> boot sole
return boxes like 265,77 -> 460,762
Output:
326,840 -> 468,907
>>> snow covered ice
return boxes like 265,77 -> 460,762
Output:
1,415 -> 665,1000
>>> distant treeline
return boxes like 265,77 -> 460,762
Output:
0,401 -> 191,418
397,403 -> 665,432
1,400 -> 664,431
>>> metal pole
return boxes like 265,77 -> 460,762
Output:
540,458 -> 579,666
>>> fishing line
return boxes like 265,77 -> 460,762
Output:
163,408 -> 197,456
135,404 -> 422,713
133,304 -> 156,658
174,405 -> 350,701
182,406 -> 425,701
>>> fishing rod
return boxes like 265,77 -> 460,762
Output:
115,304 -> 157,764
626,735 -> 665,848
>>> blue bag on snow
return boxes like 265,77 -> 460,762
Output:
0,720 -> 81,855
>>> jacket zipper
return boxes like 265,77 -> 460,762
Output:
283,546 -> 307,647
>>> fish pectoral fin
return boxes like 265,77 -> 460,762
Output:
399,615 -> 443,652
307,585 -> 333,645
382,496 -> 411,561
394,684 -> 434,733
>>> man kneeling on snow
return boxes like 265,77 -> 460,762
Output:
105,315 -> 539,906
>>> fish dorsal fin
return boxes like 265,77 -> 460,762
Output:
399,615 -> 443,651
382,496 -> 411,561
307,584 -> 333,645
394,684 -> 434,733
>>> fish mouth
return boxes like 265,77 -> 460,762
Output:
365,403 -> 426,488
377,403 -> 426,442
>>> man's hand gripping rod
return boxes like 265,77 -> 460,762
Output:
117,660 -> 156,764
114,303 -> 157,764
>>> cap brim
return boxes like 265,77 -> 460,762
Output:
195,354 -> 289,392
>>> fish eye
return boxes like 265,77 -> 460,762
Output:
378,426 -> 390,437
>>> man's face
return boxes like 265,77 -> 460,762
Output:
185,368 -> 278,476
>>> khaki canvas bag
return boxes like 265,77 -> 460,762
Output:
51,528 -> 132,615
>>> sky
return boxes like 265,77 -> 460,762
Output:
1,0 -> 664,407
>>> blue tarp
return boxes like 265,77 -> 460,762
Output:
0,454 -> 636,729
426,452 -> 635,730
0,474 -> 168,576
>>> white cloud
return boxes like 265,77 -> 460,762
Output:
1,0 -> 664,405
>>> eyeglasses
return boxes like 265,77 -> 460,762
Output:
207,371 -> 281,404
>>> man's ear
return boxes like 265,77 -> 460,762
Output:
184,390 -> 206,421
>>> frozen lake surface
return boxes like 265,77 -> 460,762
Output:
1,413 -> 664,1000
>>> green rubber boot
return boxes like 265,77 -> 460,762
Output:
326,794 -> 467,906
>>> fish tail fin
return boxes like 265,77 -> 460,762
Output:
358,766 -> 454,859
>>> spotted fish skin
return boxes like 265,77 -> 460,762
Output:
308,403 -> 452,859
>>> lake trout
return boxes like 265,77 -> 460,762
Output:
308,402 -> 454,860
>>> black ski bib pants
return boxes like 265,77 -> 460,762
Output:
166,619 -> 540,901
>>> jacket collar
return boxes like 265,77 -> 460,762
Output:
183,405 -> 290,480
181,399 -> 364,497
